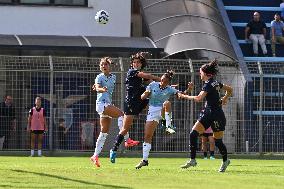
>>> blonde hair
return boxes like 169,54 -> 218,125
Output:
35,97 -> 41,101
100,57 -> 112,65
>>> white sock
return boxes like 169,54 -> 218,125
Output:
31,149 -> 34,156
118,116 -> 123,130
142,142 -> 151,161
117,116 -> 129,141
38,150 -> 42,156
165,112 -> 172,127
94,132 -> 108,157
124,133 -> 130,142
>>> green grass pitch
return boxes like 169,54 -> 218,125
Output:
0,156 -> 283,189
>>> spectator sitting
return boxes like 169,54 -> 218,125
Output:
271,13 -> 284,57
280,0 -> 284,20
57,102 -> 73,149
245,12 -> 268,56
58,118 -> 68,149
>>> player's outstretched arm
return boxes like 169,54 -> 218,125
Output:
137,72 -> 161,82
183,82 -> 194,94
141,90 -> 151,100
220,84 -> 233,106
178,91 -> 207,102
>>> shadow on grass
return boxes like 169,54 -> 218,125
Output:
11,169 -> 132,189
0,185 -> 12,188
231,164 -> 282,168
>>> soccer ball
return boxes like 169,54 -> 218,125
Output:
95,10 -> 109,24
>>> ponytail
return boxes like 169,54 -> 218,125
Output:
201,59 -> 219,76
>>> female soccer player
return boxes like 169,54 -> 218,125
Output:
201,126 -> 215,159
178,59 -> 233,172
135,70 -> 190,169
28,97 -> 47,157
110,52 -> 163,163
90,57 -> 138,167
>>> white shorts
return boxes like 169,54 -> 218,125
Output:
146,106 -> 163,123
96,102 -> 112,118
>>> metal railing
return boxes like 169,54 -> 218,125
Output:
0,55 -> 283,153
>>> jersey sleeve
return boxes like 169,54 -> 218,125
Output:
202,82 -> 212,93
246,21 -> 252,28
29,108 -> 33,116
146,81 -> 155,92
170,87 -> 179,95
262,21 -> 267,29
271,21 -> 276,28
95,74 -> 103,85
131,69 -> 140,77
112,74 -> 116,84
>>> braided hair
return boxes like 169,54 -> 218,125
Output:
201,59 -> 218,77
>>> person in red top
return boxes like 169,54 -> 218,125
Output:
28,97 -> 47,157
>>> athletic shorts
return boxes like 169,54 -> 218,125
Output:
124,98 -> 149,115
96,101 -> 112,118
146,106 -> 162,123
198,108 -> 226,132
31,130 -> 44,134
201,133 -> 213,137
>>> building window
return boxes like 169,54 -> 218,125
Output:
20,0 -> 49,4
54,0 -> 85,6
0,0 -> 88,6
0,0 -> 13,3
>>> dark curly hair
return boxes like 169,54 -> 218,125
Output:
163,70 -> 175,81
201,59 -> 218,76
130,52 -> 151,69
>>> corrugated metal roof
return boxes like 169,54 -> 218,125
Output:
0,35 -> 19,45
139,0 -> 237,60
18,35 -> 87,47
0,35 -> 160,50
86,36 -> 157,49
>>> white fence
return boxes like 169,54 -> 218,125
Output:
0,55 -> 283,153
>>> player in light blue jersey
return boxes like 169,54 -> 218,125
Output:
90,57 -> 138,167
135,70 -> 192,169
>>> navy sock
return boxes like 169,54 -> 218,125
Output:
215,139 -> 227,162
203,151 -> 208,158
112,134 -> 124,151
210,151 -> 215,157
189,130 -> 199,159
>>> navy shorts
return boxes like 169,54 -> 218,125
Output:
201,133 -> 213,137
31,130 -> 45,134
124,99 -> 149,115
198,108 -> 226,132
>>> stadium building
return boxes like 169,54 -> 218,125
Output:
0,0 -> 283,154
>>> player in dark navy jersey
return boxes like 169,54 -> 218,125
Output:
178,59 -> 233,172
110,52 -> 161,163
